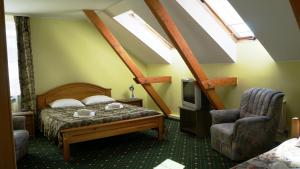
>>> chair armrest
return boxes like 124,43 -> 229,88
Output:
231,116 -> 272,160
233,116 -> 270,141
210,109 -> 240,124
13,116 -> 26,130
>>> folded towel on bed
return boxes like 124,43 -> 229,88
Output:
73,109 -> 95,117
105,103 -> 123,110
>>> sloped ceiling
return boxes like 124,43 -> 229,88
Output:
97,12 -> 168,64
161,0 -> 236,63
5,0 -> 236,64
229,0 -> 300,60
4,0 -> 121,17
104,0 -> 236,64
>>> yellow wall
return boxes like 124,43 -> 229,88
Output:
146,40 -> 300,123
31,17 -> 300,126
31,18 -> 148,105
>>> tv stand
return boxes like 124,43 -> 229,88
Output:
179,106 -> 211,137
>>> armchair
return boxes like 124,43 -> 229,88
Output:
13,116 -> 29,161
210,88 -> 284,161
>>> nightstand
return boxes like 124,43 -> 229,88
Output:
117,98 -> 143,107
13,111 -> 35,137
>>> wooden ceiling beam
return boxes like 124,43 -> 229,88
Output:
83,10 -> 172,116
0,0 -> 17,167
84,10 -> 144,78
290,0 -> 300,28
134,76 -> 172,84
203,77 -> 237,89
145,0 -> 229,109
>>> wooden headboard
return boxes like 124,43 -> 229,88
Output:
36,83 -> 111,111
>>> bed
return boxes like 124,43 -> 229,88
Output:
37,83 -> 164,161
231,118 -> 300,169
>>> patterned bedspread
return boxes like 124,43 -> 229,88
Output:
232,138 -> 300,169
40,101 -> 160,146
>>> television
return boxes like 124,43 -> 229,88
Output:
181,78 -> 202,110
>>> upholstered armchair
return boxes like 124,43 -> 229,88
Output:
210,88 -> 284,161
13,116 -> 29,161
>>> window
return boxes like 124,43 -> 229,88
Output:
201,0 -> 255,40
5,15 -> 20,97
176,0 -> 237,61
113,10 -> 174,63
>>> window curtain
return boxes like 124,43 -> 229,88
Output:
14,16 -> 36,112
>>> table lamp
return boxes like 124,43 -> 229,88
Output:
291,117 -> 300,138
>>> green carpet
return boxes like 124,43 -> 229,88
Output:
18,119 -> 237,169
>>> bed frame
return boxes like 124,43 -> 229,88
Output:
36,83 -> 164,161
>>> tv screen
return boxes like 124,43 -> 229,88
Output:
182,81 -> 195,104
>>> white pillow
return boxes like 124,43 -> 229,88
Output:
82,95 -> 115,105
49,99 -> 85,108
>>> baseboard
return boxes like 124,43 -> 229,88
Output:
169,114 -> 180,120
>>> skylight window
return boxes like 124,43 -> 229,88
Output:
202,0 -> 255,39
113,10 -> 174,63
176,0 -> 237,61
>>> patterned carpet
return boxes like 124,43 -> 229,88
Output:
18,119 -> 237,169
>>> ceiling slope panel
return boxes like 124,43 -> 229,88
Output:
5,0 -> 121,16
106,0 -> 236,63
101,0 -> 171,64
98,12 -> 169,64
160,0 -> 236,63
229,0 -> 300,60
5,0 -> 237,64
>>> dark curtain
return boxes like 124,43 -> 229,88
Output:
14,16 -> 36,112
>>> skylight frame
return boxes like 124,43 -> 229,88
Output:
201,0 -> 255,40
113,10 -> 175,63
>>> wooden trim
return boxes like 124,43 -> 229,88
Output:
84,10 -> 143,78
203,77 -> 237,89
145,0 -> 225,109
83,10 -> 171,116
36,83 -> 112,111
201,0 -> 237,40
290,0 -> 300,28
0,0 -> 17,167
61,115 -> 164,161
201,0 -> 255,40
157,116 -> 164,140
134,76 -> 172,84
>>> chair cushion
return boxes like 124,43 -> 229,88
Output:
14,130 -> 29,149
211,123 -> 234,145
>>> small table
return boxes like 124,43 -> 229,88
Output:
117,98 -> 143,107
13,111 -> 35,137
